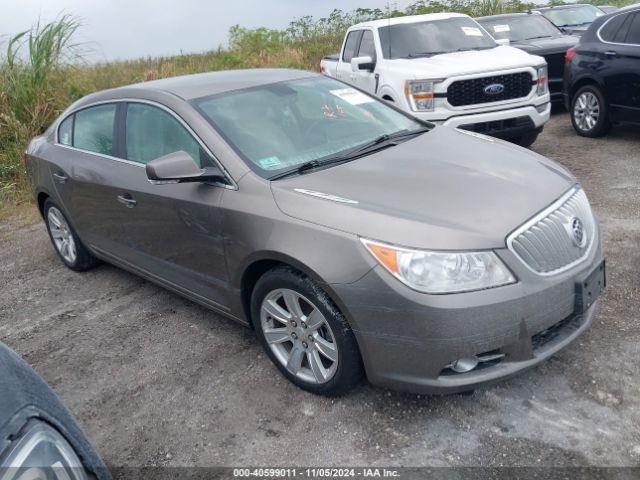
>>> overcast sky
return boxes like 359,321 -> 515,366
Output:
1,0 -> 412,62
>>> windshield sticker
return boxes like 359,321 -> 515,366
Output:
493,24 -> 511,33
461,26 -> 483,37
330,88 -> 374,105
258,156 -> 282,170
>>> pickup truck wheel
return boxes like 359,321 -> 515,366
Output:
571,85 -> 610,137
44,200 -> 100,271
251,267 -> 363,396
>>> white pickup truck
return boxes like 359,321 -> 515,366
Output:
320,13 -> 551,146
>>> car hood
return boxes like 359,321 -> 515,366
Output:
511,35 -> 579,55
389,46 -> 542,79
271,127 -> 576,250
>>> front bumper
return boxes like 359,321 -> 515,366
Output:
334,237 -> 603,395
418,103 -> 551,140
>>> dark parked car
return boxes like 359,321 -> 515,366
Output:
26,69 -> 604,395
477,12 -> 578,103
599,5 -> 620,14
532,4 -> 606,36
0,342 -> 110,479
564,5 -> 640,136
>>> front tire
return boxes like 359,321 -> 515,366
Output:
571,85 -> 610,137
251,267 -> 363,396
44,200 -> 100,271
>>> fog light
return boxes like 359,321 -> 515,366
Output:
450,357 -> 479,373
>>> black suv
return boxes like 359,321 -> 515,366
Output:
477,13 -> 578,104
564,5 -> 640,136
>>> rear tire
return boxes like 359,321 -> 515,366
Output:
570,85 -> 610,137
44,200 -> 100,271
251,267 -> 363,396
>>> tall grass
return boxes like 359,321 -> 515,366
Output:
0,0 -> 636,214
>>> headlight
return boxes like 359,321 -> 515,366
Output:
1,421 -> 88,479
536,65 -> 548,96
361,239 -> 516,294
405,80 -> 442,112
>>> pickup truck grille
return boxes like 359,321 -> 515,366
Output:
507,188 -> 596,275
447,72 -> 534,107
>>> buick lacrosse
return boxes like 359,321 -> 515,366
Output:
26,69 -> 605,395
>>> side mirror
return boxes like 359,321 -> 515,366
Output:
495,38 -> 510,46
351,56 -> 375,72
146,151 -> 224,184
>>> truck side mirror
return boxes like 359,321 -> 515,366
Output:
351,56 -> 375,72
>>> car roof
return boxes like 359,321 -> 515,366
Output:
350,12 -> 468,30
476,12 -> 534,21
534,3 -> 596,11
120,68 -> 317,101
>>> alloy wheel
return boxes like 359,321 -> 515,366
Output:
47,207 -> 77,264
573,91 -> 600,132
260,288 -> 338,384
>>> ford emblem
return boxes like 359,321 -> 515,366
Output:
484,83 -> 505,95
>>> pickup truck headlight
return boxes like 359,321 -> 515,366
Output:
1,421 -> 88,479
405,80 -> 441,112
362,239 -> 516,294
536,65 -> 548,96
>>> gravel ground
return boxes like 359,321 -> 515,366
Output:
0,112 -> 639,469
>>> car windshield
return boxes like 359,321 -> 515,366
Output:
378,16 -> 497,59
193,77 -> 426,178
478,15 -> 562,42
541,5 -> 605,27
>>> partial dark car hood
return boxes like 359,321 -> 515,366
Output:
511,34 -> 579,54
271,127 -> 576,250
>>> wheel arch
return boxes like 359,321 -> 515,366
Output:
237,252 -> 353,331
570,76 -> 607,103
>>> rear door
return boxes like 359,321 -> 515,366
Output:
599,11 -> 640,122
51,103 -> 126,254
336,30 -> 363,85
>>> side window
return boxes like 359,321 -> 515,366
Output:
58,115 -> 73,146
342,30 -> 362,63
600,13 -> 628,42
624,13 -> 640,44
125,103 -> 203,166
73,104 -> 116,155
357,30 -> 377,62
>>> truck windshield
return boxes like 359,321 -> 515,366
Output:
193,76 -> 426,178
478,15 -> 562,42
541,5 -> 604,27
378,17 -> 497,59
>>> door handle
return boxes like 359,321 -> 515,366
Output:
52,172 -> 68,184
604,50 -> 618,57
117,194 -> 137,208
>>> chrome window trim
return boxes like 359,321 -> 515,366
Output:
596,9 -> 640,47
506,185 -> 596,276
54,98 -> 238,190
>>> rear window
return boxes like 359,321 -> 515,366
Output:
599,12 -> 630,42
73,104 -> 116,156
625,13 -> 640,44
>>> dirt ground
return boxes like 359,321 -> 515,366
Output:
1,112 -> 639,469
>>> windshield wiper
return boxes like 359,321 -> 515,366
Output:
269,127 -> 430,180
523,35 -> 553,40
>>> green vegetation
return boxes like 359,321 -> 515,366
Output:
0,0 -> 635,214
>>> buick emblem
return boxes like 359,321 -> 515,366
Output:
568,217 -> 586,248
484,83 -> 505,95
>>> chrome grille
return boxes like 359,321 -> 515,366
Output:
508,188 -> 596,275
